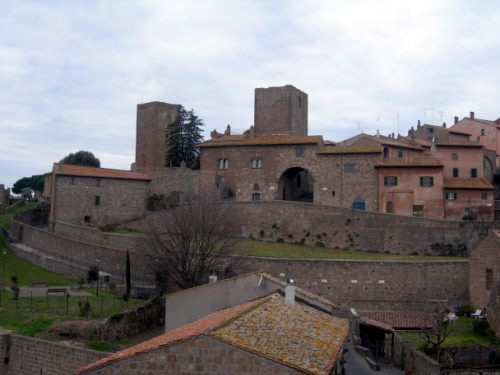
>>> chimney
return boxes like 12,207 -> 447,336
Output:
285,279 -> 295,305
417,120 -> 421,128
376,129 -> 380,137
224,124 -> 231,135
470,112 -> 475,119
454,116 -> 459,124
209,274 -> 218,284
442,122 -> 447,128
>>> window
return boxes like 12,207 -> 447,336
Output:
471,168 -> 477,178
252,193 -> 261,201
352,197 -> 366,210
427,128 -> 434,134
481,192 -> 488,201
298,96 -> 302,108
486,269 -> 493,290
222,187 -> 234,200
420,176 -> 434,187
451,153 -> 458,160
331,190 -> 335,197
84,215 -> 91,223
445,192 -> 457,200
384,176 -> 398,186
344,163 -> 357,172
296,147 -> 305,157
251,159 -> 262,169
386,201 -> 393,214
253,183 -> 260,191
481,128 -> 485,136
452,168 -> 459,178
94,196 -> 100,206
218,158 -> 229,169
413,205 -> 424,217
398,150 -> 404,158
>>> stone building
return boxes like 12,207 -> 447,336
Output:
78,293 -> 349,375
45,163 -> 150,230
469,230 -> 500,338
0,184 -> 9,213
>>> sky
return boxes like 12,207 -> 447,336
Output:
1,0 -> 500,188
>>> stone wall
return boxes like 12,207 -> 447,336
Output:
392,333 -> 441,375
80,335 -> 302,375
234,256 -> 468,311
0,184 -> 9,214
0,331 -> 106,375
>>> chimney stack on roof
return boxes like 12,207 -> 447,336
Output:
454,116 -> 459,124
285,279 -> 295,305
470,112 -> 475,119
417,120 -> 421,128
442,122 -> 447,128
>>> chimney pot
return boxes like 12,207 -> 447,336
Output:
454,116 -> 459,124
285,284 -> 295,305
442,122 -> 447,128
470,112 -> 475,119
417,120 -> 421,127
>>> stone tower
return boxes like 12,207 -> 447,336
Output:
254,85 -> 308,136
134,101 -> 181,172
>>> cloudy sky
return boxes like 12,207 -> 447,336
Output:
1,0 -> 500,188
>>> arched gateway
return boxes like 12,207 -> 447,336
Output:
278,167 -> 314,203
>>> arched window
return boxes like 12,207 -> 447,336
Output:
383,147 -> 389,158
352,197 -> 366,211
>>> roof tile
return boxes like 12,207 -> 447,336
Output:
362,311 -> 434,329
443,177 -> 493,190
54,164 -> 150,181
200,135 -> 323,147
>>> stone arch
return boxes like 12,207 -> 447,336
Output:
278,167 -> 314,202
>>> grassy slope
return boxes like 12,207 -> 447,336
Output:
230,239 -> 467,261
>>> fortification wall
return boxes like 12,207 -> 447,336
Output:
148,166 -> 200,197
0,331 -> 106,375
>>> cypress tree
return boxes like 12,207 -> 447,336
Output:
124,250 -> 131,301
166,106 -> 203,168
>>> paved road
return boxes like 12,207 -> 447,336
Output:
343,339 -> 404,375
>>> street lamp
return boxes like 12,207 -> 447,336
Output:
96,257 -> 100,297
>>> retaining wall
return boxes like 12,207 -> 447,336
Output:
393,333 -> 441,375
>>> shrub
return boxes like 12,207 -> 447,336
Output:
276,238 -> 284,243
315,241 -> 326,248
78,301 -> 92,318
472,319 -> 490,336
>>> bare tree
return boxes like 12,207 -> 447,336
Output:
419,309 -> 452,362
145,194 -> 236,291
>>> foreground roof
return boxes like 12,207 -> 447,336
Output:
200,134 -> 323,148
443,177 -> 493,190
78,294 -> 349,375
53,163 -> 151,181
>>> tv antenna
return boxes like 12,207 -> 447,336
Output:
437,111 -> 446,123
423,108 -> 434,123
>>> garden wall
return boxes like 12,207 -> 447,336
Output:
392,333 -> 441,375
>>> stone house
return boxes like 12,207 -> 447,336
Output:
469,230 -> 500,338
78,293 -> 349,375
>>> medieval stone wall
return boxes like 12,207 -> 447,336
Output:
0,184 -> 9,213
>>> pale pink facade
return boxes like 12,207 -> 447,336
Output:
431,144 -> 484,179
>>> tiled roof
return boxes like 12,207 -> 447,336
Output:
359,316 -> 394,332
53,164 -> 150,181
443,177 -> 493,190
375,158 -> 443,168
436,141 -> 483,148
78,294 -> 349,375
342,133 -> 424,151
421,124 -> 471,136
77,297 -> 267,374
362,311 -> 434,329
200,135 -> 323,148
211,294 -> 349,375
317,145 -> 383,155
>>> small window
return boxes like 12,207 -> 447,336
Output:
386,201 -> 393,214
222,187 -> 234,200
253,183 -> 260,191
398,150 -> 404,158
471,168 -> 477,178
420,176 -> 434,187
95,196 -> 100,206
84,215 -> 91,223
481,128 -> 485,136
251,159 -> 262,169
427,128 -> 434,134
296,147 -> 305,157
331,190 -> 335,197
481,192 -> 488,201
344,163 -> 356,172
252,193 -> 260,201
486,269 -> 493,290
452,168 -> 459,178
451,153 -> 458,160
218,158 -> 229,169
413,205 -> 424,217
384,176 -> 398,186
445,192 -> 457,200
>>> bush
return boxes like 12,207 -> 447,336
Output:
78,301 -> 92,318
472,319 -> 490,336
420,343 -> 436,356
315,241 -> 326,248
276,238 -> 284,243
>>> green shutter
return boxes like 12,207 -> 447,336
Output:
419,177 -> 423,186
430,177 -> 434,186
384,177 -> 387,186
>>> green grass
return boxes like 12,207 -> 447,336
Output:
230,239 -> 467,261
0,202 -> 39,230
399,317 -> 500,350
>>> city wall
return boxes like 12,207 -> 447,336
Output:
0,330 -> 106,375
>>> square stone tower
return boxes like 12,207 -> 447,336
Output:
254,85 -> 308,136
134,101 -> 181,172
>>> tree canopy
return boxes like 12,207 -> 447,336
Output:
60,150 -> 100,168
12,175 -> 44,194
166,107 -> 204,168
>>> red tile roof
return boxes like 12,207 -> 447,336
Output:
375,158 -> 443,168
362,311 -> 434,329
317,145 -> 383,155
443,177 -> 493,190
53,163 -> 150,181
436,141 -> 483,148
200,135 -> 323,148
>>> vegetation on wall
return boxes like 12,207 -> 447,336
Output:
60,150 -> 101,168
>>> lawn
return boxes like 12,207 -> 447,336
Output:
230,239 -> 467,261
399,317 -> 500,350
0,202 -> 39,230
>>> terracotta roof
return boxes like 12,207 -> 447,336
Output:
200,135 -> 323,148
211,294 -> 349,375
375,158 -> 443,168
53,164 -> 150,181
317,145 -> 383,155
443,177 -> 493,190
78,294 -> 349,375
77,297 -> 267,374
421,124 -> 471,136
362,312 -> 434,329
436,141 -> 483,148
359,316 -> 394,332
